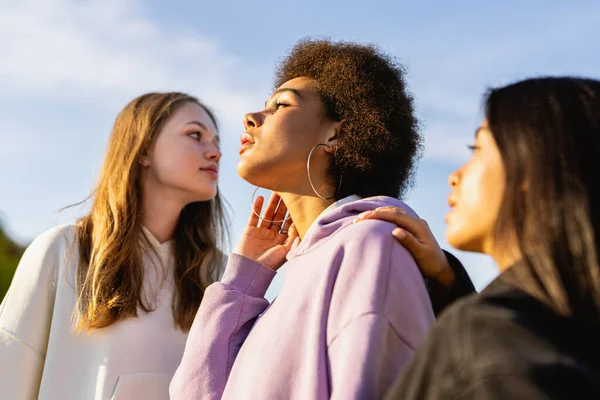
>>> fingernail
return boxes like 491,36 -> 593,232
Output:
354,211 -> 372,223
393,228 -> 406,239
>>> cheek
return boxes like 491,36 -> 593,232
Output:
153,139 -> 202,181
267,117 -> 317,156
446,163 -> 502,253
238,116 -> 318,182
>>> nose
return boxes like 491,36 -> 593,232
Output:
205,142 -> 222,162
448,168 -> 461,188
243,112 -> 263,131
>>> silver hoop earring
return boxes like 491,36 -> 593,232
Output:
307,143 -> 342,200
250,187 -> 291,223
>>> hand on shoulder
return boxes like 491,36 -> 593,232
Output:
354,207 -> 455,289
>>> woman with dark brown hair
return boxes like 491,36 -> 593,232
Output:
0,93 -> 228,399
361,77 -> 600,399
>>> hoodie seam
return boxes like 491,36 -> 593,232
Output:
0,327 -> 44,359
382,235 -> 393,329
222,255 -> 263,295
326,312 -> 417,352
291,222 -> 357,258
292,199 -> 411,258
240,261 -> 258,294
225,290 -> 246,380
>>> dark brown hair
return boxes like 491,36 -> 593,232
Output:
275,39 -> 422,199
75,92 -> 228,331
488,77 -> 600,322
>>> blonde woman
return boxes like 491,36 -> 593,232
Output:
0,92 -> 227,399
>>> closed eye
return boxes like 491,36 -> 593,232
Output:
270,100 -> 290,113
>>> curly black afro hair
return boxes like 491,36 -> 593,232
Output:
275,39 -> 423,199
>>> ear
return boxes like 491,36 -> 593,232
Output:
139,156 -> 150,167
138,145 -> 153,167
324,120 -> 344,153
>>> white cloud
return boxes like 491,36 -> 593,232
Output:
422,124 -> 472,163
2,0 -> 600,247
0,0 -> 269,241
401,2 -> 600,165
0,0 -> 265,121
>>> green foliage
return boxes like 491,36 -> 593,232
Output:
0,225 -> 27,303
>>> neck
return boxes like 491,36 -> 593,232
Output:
278,192 -> 335,238
488,240 -> 522,273
494,254 -> 522,273
140,184 -> 184,244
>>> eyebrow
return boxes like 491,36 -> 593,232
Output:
474,127 -> 484,137
264,88 -> 304,108
186,120 -> 209,130
186,120 -> 220,145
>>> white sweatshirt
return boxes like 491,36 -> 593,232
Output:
0,225 -> 188,399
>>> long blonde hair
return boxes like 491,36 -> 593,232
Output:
75,92 -> 228,331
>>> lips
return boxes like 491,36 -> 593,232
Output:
446,196 -> 457,223
447,189 -> 461,208
200,165 -> 219,179
239,133 -> 255,154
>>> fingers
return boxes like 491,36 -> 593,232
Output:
288,224 -> 299,241
259,192 -> 283,229
354,207 -> 426,238
284,224 -> 300,251
247,196 -> 264,227
392,227 -> 418,251
270,199 -> 288,232
281,215 -> 293,234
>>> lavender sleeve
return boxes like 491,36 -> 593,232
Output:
326,235 -> 434,399
170,253 -> 276,400
327,314 -> 415,399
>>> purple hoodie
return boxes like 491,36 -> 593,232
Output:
170,196 -> 435,399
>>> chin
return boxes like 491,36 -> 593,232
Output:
190,186 -> 217,202
237,156 -> 299,192
445,221 -> 465,248
236,161 -> 253,183
236,161 -> 269,188
446,231 -> 483,254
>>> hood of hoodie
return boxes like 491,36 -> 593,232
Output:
287,195 -> 418,259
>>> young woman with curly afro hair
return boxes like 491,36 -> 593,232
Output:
171,38 -> 470,400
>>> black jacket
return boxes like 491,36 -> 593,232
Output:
430,251 -> 476,317
386,266 -> 600,399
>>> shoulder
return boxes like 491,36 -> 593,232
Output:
337,218 -> 399,251
331,209 -> 422,291
396,291 -> 510,375
413,285 -> 571,387
332,218 -> 414,284
426,289 -> 527,365
384,294 -> 490,398
327,218 -> 430,336
30,224 -> 77,248
335,196 -> 418,250
16,224 -> 78,278
410,304 -> 600,398
24,224 -> 77,259
390,279 -> 600,398
335,216 -> 421,290
0,226 -> 79,355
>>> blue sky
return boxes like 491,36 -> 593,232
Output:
1,0 -> 599,299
